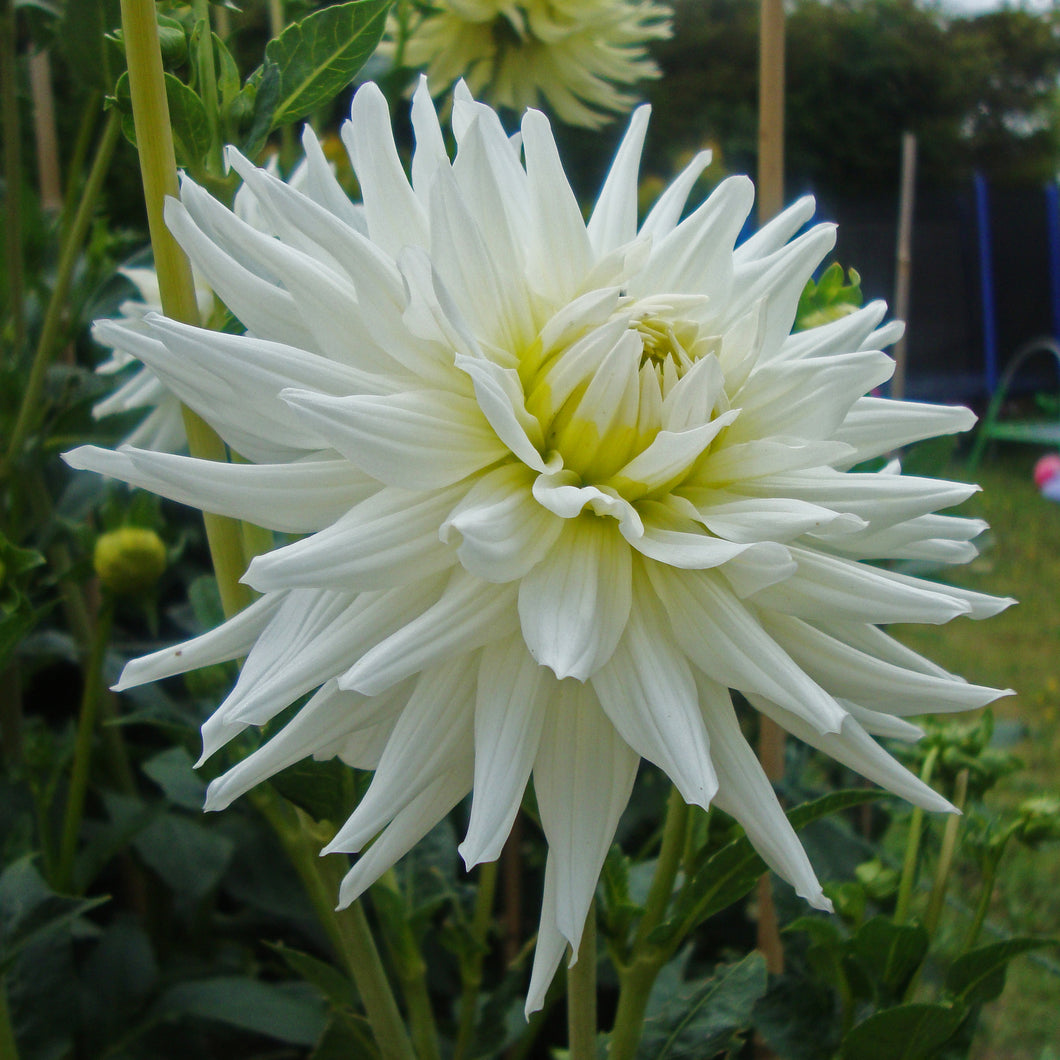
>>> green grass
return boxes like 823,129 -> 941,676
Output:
893,447 -> 1060,1060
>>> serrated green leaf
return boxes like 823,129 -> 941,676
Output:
945,937 -> 1058,1007
840,1003 -> 966,1060
158,977 -> 327,1046
263,0 -> 391,128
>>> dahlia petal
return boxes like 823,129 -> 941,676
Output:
833,397 -> 978,466
659,354 -> 727,432
518,516 -> 632,680
440,463 -> 565,582
300,124 -> 368,233
164,196 -> 314,350
608,411 -> 740,500
717,542 -> 799,597
337,762 -> 473,908
531,471 -> 644,538
648,564 -> 847,733
326,657 -> 477,852
62,446 -> 374,534
592,566 -> 718,807
340,570 -> 519,696
679,487 -> 866,543
521,109 -> 593,299
746,693 -> 954,813
747,546 -> 975,625
693,438 -> 856,486
734,195 -> 817,262
344,82 -> 428,256
765,613 -> 1012,715
204,679 -> 407,811
587,104 -> 650,254
453,354 -> 548,470
280,388 -> 508,489
696,673 -> 830,908
626,499 -> 757,569
460,636 -> 550,867
113,591 -> 283,691
639,149 -> 713,242
533,681 -> 638,945
525,856 -> 566,1017
244,484 -> 462,592
781,300 -> 888,361
410,76 -> 450,200
842,701 -> 925,741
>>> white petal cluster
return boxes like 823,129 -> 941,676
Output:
394,0 -> 672,127
66,81 -> 1012,1011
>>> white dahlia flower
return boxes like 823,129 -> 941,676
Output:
65,80 -> 1012,1012
394,0 -> 672,128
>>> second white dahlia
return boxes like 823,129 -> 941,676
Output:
66,80 -> 1011,1011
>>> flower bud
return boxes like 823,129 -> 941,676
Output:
94,527 -> 167,597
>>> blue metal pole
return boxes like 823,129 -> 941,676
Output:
974,173 -> 999,393
1045,182 -> 1060,342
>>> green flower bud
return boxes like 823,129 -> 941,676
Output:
1016,795 -> 1060,848
94,527 -> 167,597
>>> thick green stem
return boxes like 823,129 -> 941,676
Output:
56,597 -> 114,893
252,793 -> 416,1060
119,0 -> 251,618
634,786 -> 688,950
1,112 -> 121,479
895,745 -> 939,924
1,0 -> 24,356
568,901 -> 598,1060
965,848 -> 1002,951
192,0 -> 223,175
453,860 -> 498,1060
609,956 -> 660,1060
922,768 -> 969,938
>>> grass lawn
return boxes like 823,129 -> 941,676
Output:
892,445 -> 1060,1060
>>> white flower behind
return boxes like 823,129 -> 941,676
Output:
65,79 -> 1012,1012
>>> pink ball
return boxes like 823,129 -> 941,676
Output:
1033,453 -> 1060,489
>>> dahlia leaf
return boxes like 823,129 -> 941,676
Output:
945,937 -> 1058,1007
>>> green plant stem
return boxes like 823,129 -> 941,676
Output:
634,786 -> 689,949
192,0 -> 223,175
453,860 -> 499,1060
1,0 -> 24,356
965,847 -> 1003,950
0,976 -> 21,1060
252,792 -> 417,1060
119,0 -> 252,619
568,901 -> 598,1060
608,787 -> 690,1060
60,91 -> 101,232
895,745 -> 939,924
922,767 -> 969,938
1,110 -> 121,479
56,596 -> 114,893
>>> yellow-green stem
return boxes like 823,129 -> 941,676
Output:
56,596 -> 114,893
119,0 -> 252,618
251,792 -> 417,1060
609,955 -> 661,1060
922,768 -> 969,938
453,860 -> 498,1060
1,112 -> 121,479
895,745 -> 939,924
191,0 -> 223,175
568,900 -> 597,1060
633,786 -> 688,950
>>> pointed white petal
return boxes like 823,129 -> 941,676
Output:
518,516 -> 632,680
280,387 -> 508,489
833,397 -> 977,466
639,150 -> 713,242
533,682 -> 638,945
591,565 -> 717,807
587,105 -> 650,254
340,569 -> 518,696
525,856 -> 567,1017
460,636 -> 550,867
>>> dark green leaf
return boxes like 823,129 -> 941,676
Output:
658,790 -> 885,947
311,1015 -> 380,1059
112,71 -> 212,170
263,0 -> 391,128
840,1003 -> 967,1060
141,746 -> 206,812
852,917 -> 929,998
158,977 -> 327,1046
945,937 -> 1058,1007
269,758 -> 354,826
59,0 -> 122,90
268,941 -> 359,1013
0,857 -> 108,968
638,952 -> 768,1059
752,973 -> 838,1060
131,811 -> 234,909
